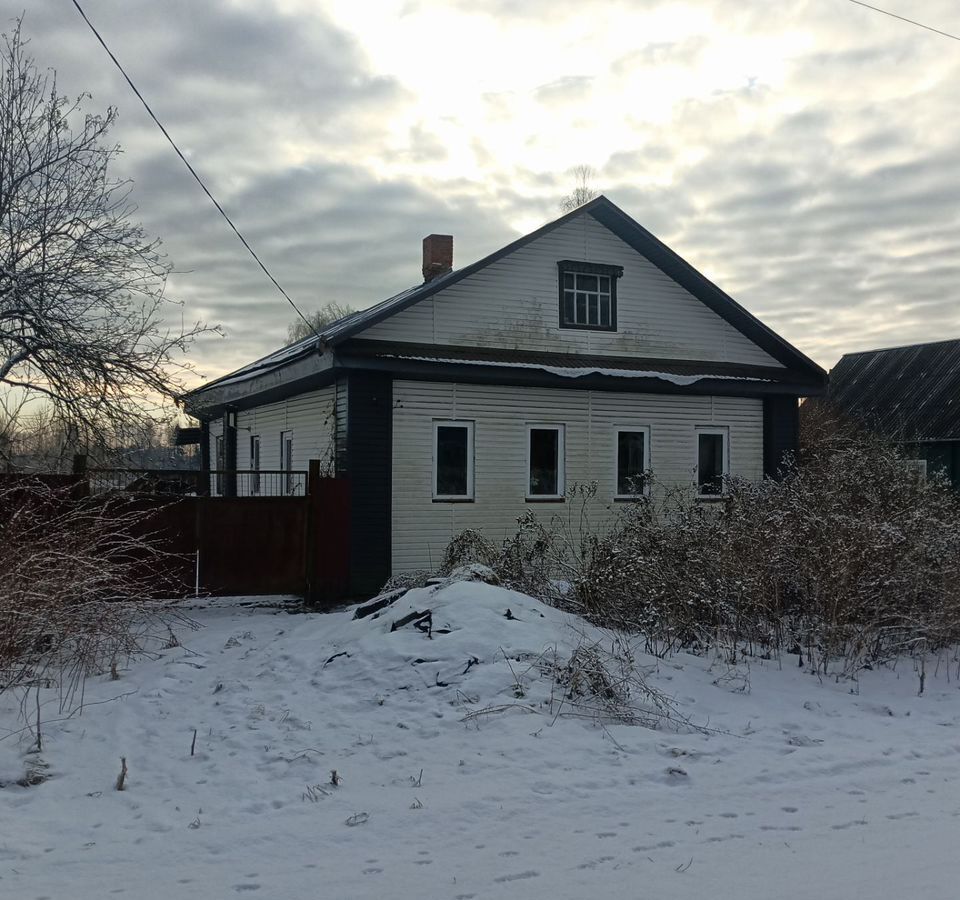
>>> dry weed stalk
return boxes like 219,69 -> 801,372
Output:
0,479 -> 193,719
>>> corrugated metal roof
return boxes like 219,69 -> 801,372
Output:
828,338 -> 960,441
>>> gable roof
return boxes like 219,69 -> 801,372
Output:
828,338 -> 960,442
186,195 -> 825,400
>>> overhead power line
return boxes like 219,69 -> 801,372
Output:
845,0 -> 960,42
69,0 -> 320,339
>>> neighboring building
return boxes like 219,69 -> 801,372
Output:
183,196 -> 825,594
828,338 -> 960,487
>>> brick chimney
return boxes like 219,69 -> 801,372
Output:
422,234 -> 453,283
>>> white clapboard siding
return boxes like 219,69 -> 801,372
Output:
232,386 -> 336,495
392,380 -> 763,574
363,212 -> 782,368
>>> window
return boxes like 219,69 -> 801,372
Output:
527,425 -> 565,499
433,421 -> 474,500
250,435 -> 261,495
901,458 -> 927,484
280,430 -> 294,494
214,434 -> 224,496
615,427 -> 650,498
557,260 -> 623,331
696,427 -> 728,497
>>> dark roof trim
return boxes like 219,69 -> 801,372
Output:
337,352 -> 824,399
325,195 -> 825,383
586,200 -> 823,377
184,195 -> 825,404
188,368 -> 341,420
342,338 -> 819,385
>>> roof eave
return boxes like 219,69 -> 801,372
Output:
183,349 -> 337,419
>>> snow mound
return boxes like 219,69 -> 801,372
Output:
4,581 -> 960,899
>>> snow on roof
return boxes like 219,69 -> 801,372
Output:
378,353 -> 770,385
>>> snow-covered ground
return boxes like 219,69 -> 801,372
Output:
3,581 -> 960,899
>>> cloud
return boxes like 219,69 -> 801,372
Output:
12,0 -> 960,383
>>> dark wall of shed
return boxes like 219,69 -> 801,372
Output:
346,372 -> 393,595
763,396 -> 799,478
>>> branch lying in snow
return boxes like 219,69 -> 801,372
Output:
460,703 -> 541,721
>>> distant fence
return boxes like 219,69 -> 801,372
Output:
0,460 -> 351,603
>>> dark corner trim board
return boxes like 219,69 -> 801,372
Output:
763,395 -> 800,478
345,372 -> 393,596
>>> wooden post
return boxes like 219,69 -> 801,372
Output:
198,420 -> 211,496
223,411 -> 237,498
71,453 -> 90,498
304,459 -> 320,606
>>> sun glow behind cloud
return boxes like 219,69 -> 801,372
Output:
20,0 -> 960,378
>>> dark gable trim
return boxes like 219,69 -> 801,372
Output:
586,201 -> 824,379
345,372 -> 392,596
323,195 -> 825,387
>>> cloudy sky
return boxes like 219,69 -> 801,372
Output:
17,0 -> 960,380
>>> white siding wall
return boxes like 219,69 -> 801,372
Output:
364,213 -> 782,368
207,387 -> 336,496
392,380 -> 763,573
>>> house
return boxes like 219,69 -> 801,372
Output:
183,196 -> 826,594
828,338 -> 960,487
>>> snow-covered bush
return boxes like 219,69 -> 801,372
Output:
0,479 -> 187,711
440,437 -> 960,675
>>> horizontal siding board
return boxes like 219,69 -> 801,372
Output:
365,214 -> 781,368
391,380 -> 763,573
233,386 -> 336,495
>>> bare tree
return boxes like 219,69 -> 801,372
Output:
559,164 -> 600,212
0,20 -> 214,446
286,300 -> 356,344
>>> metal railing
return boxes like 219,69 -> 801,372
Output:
87,468 -> 308,497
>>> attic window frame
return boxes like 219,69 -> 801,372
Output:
557,260 -> 623,332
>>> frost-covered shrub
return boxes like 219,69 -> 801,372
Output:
439,435 -> 960,674
584,441 -> 960,671
0,479 -> 188,711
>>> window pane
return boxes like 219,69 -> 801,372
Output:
598,275 -> 610,293
588,294 -> 598,324
698,433 -> 724,494
599,296 -> 610,326
577,273 -> 598,292
617,431 -> 645,494
576,293 -> 587,323
436,426 -> 469,496
563,272 -> 574,289
563,290 -> 575,323
529,428 -> 559,495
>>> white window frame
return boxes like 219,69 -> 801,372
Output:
250,434 -> 261,495
613,425 -> 651,499
526,423 -> 566,500
900,458 -> 927,483
432,420 -> 475,501
695,426 -> 729,498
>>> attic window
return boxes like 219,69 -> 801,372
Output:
558,260 -> 623,331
